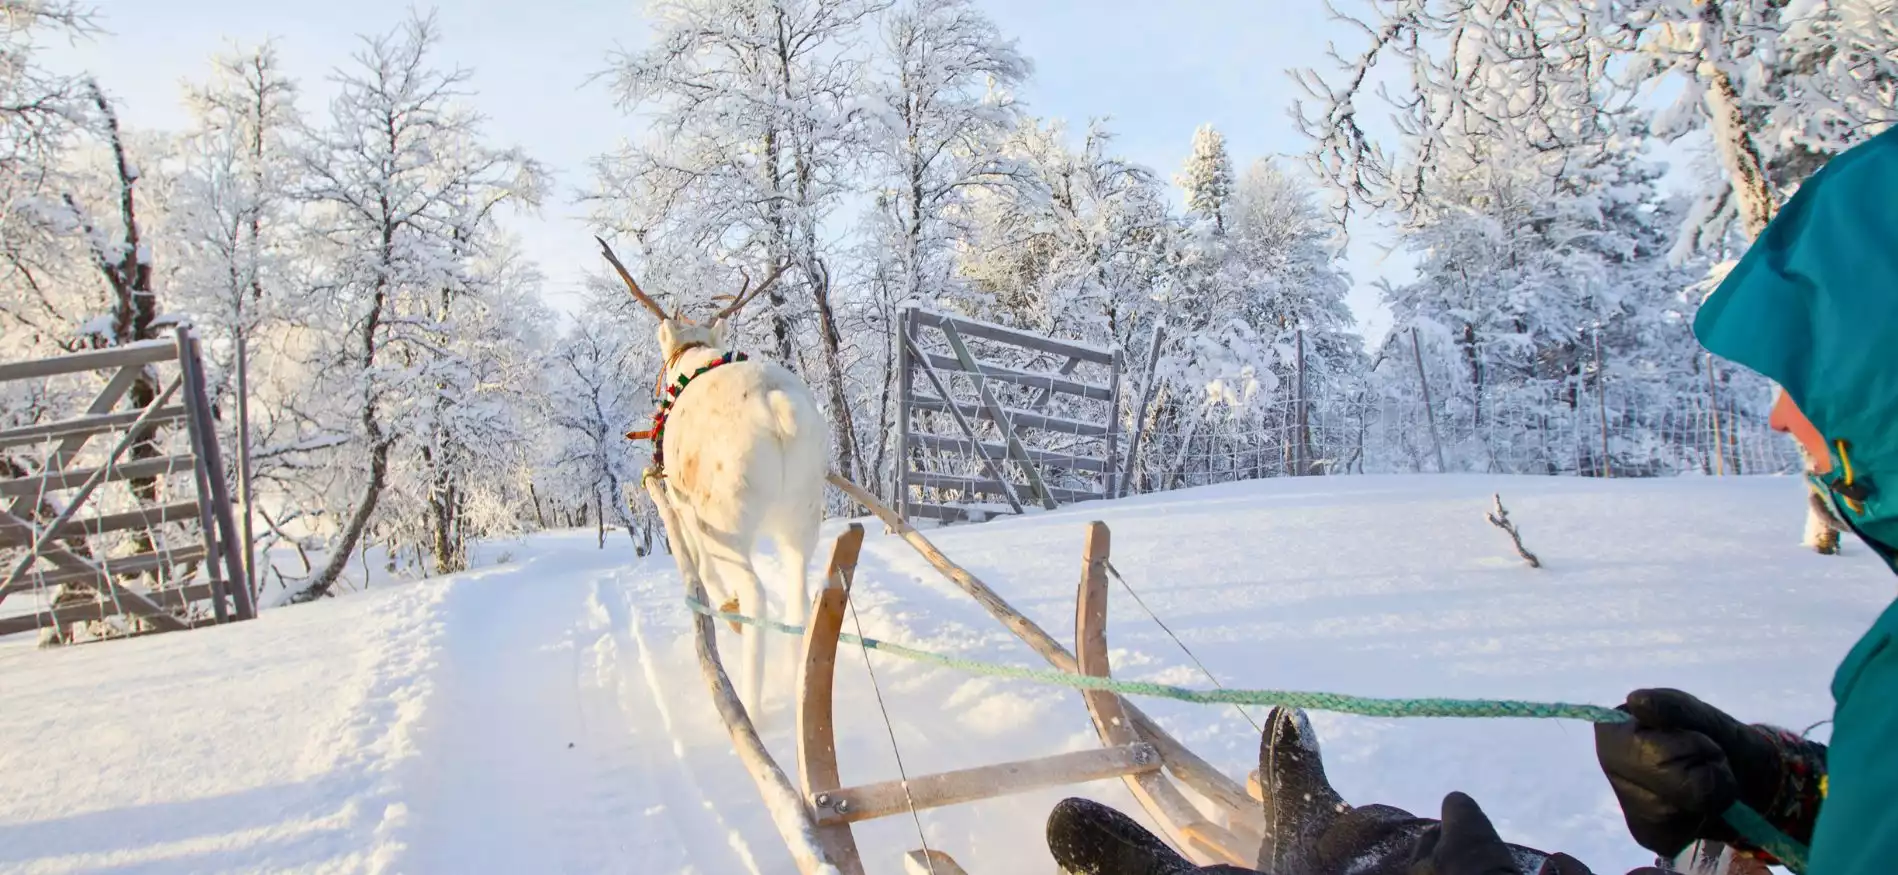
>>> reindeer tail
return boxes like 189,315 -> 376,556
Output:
766,390 -> 803,444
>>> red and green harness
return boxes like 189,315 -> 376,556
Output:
625,349 -> 750,475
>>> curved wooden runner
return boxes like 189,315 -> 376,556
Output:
797,523 -> 868,875
1074,521 -> 1260,868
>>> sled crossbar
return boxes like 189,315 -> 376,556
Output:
812,743 -> 1160,825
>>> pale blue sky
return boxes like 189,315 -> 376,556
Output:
58,0 -> 1413,338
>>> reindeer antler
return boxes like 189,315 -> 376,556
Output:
706,261 -> 790,323
595,235 -> 667,319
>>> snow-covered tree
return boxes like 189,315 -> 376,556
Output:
0,3 -> 97,325
853,0 -> 1028,496
957,117 -> 1172,347
1366,131 -> 1711,475
288,13 -> 544,599
1176,123 -> 1233,234
540,313 -> 660,552
1291,0 -> 1876,509
167,41 -> 303,584
1226,157 -> 1363,473
591,0 -> 887,485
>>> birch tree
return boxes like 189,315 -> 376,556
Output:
289,13 -> 542,600
168,41 -> 302,588
855,0 -> 1028,495
591,0 -> 887,484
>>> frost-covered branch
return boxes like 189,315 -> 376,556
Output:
1485,493 -> 1540,569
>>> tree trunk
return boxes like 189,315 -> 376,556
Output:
1697,1 -> 1776,240
292,435 -> 392,603
424,444 -> 464,575
292,224 -> 395,604
809,259 -> 861,484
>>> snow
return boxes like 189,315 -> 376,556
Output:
3,474 -> 1891,874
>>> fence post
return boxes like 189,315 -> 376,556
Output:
1409,327 -> 1447,473
1295,328 -> 1310,476
1707,353 -> 1725,477
1105,346 -> 1123,498
236,321 -> 257,610
896,306 -> 914,516
1594,328 -> 1611,478
1120,321 -> 1166,497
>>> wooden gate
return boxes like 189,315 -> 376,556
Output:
896,307 -> 1122,524
0,325 -> 253,640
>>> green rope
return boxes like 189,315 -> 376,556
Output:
683,597 -> 1810,873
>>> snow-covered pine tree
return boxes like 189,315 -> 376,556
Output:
1157,125 -> 1273,487
1177,123 -> 1233,235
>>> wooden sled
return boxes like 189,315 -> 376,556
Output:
645,472 -> 1265,873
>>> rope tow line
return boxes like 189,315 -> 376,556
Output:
680,595 -> 1812,872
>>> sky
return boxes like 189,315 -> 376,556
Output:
53,0 -> 1416,339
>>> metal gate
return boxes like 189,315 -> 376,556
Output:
896,307 -> 1121,524
0,325 -> 252,640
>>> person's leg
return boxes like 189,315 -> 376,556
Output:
1046,706 -> 1590,875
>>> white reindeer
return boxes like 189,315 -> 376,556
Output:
599,238 -> 830,722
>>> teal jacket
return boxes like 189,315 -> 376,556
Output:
1695,125 -> 1898,875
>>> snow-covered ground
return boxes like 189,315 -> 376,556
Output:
2,475 -> 1891,875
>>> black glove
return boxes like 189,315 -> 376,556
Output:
1407,792 -> 1596,875
1593,688 -> 1826,860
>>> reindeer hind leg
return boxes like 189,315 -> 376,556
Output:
699,525 -> 769,723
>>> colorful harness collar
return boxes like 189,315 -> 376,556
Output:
625,350 -> 751,475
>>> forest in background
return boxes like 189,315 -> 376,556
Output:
4,0 -> 1892,605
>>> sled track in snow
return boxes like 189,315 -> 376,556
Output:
607,573 -> 769,875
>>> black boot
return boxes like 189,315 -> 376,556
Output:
1259,707 -> 1578,875
1046,797 -> 1198,875
1258,706 -> 1350,871
1259,706 -> 1439,875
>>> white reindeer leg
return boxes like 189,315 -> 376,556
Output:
776,530 -> 814,633
675,502 -> 742,633
774,526 -> 817,710
735,560 -> 767,723
699,525 -> 768,723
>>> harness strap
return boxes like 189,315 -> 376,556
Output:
624,351 -> 751,474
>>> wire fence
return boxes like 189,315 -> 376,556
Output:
897,376 -> 1801,517
1118,389 -> 1801,497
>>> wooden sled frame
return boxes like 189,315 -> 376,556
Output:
644,472 -> 1265,873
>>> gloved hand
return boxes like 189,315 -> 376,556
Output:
1593,688 -> 1826,860
1407,792 -> 1595,875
